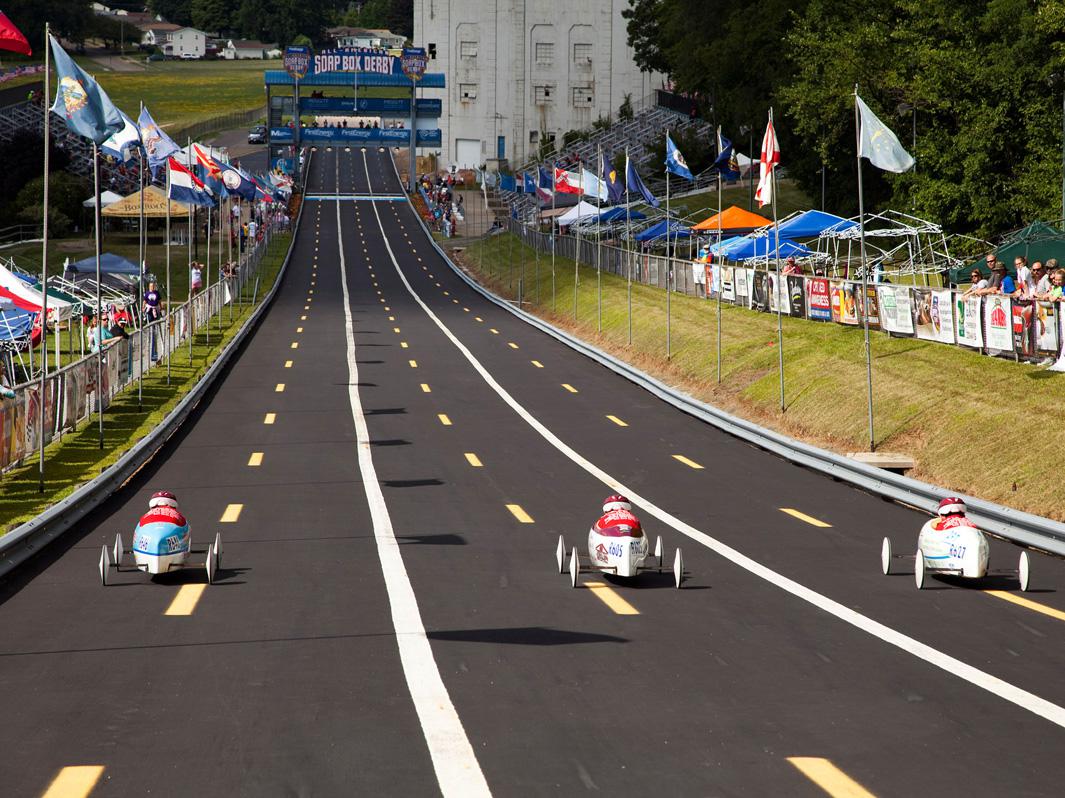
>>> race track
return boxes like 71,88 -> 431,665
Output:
3,146 -> 1065,797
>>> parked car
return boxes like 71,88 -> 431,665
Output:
247,125 -> 267,145
180,53 -> 199,60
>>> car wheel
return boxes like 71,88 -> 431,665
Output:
881,537 -> 892,575
914,548 -> 925,590
1018,550 -> 1031,592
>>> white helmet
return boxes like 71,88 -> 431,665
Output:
149,490 -> 179,510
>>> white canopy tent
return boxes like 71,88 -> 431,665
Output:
558,201 -> 601,227
82,190 -> 124,209
0,262 -> 74,321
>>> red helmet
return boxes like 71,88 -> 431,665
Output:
602,494 -> 632,513
937,497 -> 966,516
149,490 -> 179,510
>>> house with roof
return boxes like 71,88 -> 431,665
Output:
325,26 -> 406,50
139,22 -> 180,48
223,39 -> 279,60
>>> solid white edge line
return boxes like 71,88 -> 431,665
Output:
375,152 -> 1065,731
342,153 -> 492,796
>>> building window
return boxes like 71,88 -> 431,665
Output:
460,40 -> 477,58
529,130 -> 539,144
535,42 -> 554,65
573,43 -> 593,64
572,86 -> 594,107
534,85 -> 554,105
459,83 -> 478,101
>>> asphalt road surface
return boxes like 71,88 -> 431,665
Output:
4,146 -> 1065,797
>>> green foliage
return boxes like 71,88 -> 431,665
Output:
592,114 -> 613,132
0,132 -> 71,229
191,0 -> 231,35
15,172 -> 89,228
561,129 -> 587,149
619,93 -> 634,121
148,0 -> 194,28
4,0 -> 93,48
341,0 -> 412,38
642,125 -> 715,177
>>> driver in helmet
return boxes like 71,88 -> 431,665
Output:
139,490 -> 187,528
928,496 -> 975,532
593,494 -> 643,537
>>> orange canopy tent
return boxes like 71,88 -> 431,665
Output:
692,205 -> 771,233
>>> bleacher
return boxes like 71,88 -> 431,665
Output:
0,100 -> 142,196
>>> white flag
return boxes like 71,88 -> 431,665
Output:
857,94 -> 915,173
580,168 -> 607,200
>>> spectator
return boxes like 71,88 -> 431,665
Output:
996,261 -> 1017,295
1026,261 -> 1051,298
190,262 -> 203,295
143,280 -> 162,322
88,316 -> 114,352
0,373 -> 14,399
963,268 -> 988,297
975,254 -> 1003,295
1050,268 -> 1065,300
782,256 -> 801,275
1014,256 -> 1030,289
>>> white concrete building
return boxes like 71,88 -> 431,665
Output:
161,27 -> 206,58
414,0 -> 664,169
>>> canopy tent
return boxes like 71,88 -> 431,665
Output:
558,201 -> 601,226
101,185 -> 190,218
66,252 -> 140,277
708,235 -> 749,256
950,220 -> 1065,284
595,207 -> 646,223
723,236 -> 813,261
692,205 -> 771,233
774,210 -> 857,239
0,262 -> 73,320
635,219 -> 692,243
82,190 -> 124,209
0,308 -> 34,343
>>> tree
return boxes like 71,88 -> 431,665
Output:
16,172 -> 90,238
147,0 -> 194,28
0,132 -> 70,229
191,0 -> 230,35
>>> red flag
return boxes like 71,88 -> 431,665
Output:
0,11 -> 31,56
553,166 -> 582,195
755,111 -> 780,208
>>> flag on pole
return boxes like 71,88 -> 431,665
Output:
603,151 -> 624,204
100,110 -> 141,164
538,166 -> 554,190
712,127 -> 741,181
48,35 -> 123,144
665,133 -> 694,181
857,94 -> 915,173
580,167 -> 607,200
523,172 -> 537,194
755,112 -> 780,207
554,166 -> 582,195
0,10 -> 31,55
167,157 -> 214,206
137,106 -> 180,173
625,156 -> 660,208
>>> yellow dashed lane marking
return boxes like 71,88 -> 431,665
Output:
490,328 -> 499,335
300,315 -> 306,320
296,327 -> 303,333
673,455 -> 704,470
389,315 -> 395,321
220,504 -> 243,523
475,317 -> 483,322
562,383 -> 578,393
164,584 -> 207,616
393,327 -> 401,333
585,582 -> 640,615
780,508 -> 832,528
506,504 -> 534,523
438,414 -> 452,426
606,415 -> 628,427
507,342 -> 519,349
409,360 -> 418,368
401,342 -> 409,348
986,591 -> 1065,623
41,765 -> 105,798
263,413 -> 276,424
248,452 -> 263,466
420,383 -> 431,393
787,758 -> 875,798
531,360 -> 544,368
291,342 -> 298,349
275,383 -> 285,393
284,360 -> 292,368
465,452 -> 483,467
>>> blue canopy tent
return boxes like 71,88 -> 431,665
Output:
725,236 -> 813,261
0,308 -> 33,346
596,207 -> 646,223
708,236 -> 748,257
774,210 -> 857,239
635,220 -> 692,243
66,253 -> 140,276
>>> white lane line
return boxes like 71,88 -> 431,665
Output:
339,173 -> 490,797
369,164 -> 1065,733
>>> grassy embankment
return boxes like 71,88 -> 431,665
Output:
0,230 -> 291,531
458,232 -> 1064,520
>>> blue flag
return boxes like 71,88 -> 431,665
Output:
500,173 -> 516,192
100,110 -> 141,164
137,106 -> 180,174
523,172 -> 537,194
602,151 -> 624,204
538,166 -> 553,190
713,128 -> 741,181
665,133 -> 694,181
49,35 -> 123,145
625,156 -> 660,208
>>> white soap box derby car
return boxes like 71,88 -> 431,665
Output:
99,491 -> 222,585
556,494 -> 685,589
881,497 -> 1030,591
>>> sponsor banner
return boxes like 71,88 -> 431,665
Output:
787,275 -> 806,318
1036,301 -> 1060,354
312,48 -> 404,76
1011,299 -> 1037,358
269,127 -> 443,147
860,284 -> 880,329
751,270 -> 769,311
299,97 -> 442,116
721,266 -> 735,301
806,277 -> 832,321
983,295 -> 1012,352
734,267 -> 749,306
284,45 -> 312,81
831,281 -> 860,324
913,288 -> 954,343
877,285 -> 913,334
0,392 -> 14,470
400,47 -> 428,82
956,295 -> 983,348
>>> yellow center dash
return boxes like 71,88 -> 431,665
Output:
40,766 -> 105,798
780,508 -> 832,528
786,758 -> 875,798
506,504 -> 534,523
585,582 -> 640,615
165,584 -> 207,616
672,455 -> 704,470
606,415 -> 628,427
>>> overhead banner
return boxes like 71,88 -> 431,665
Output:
955,294 -> 983,348
983,295 -> 1012,352
877,285 -> 913,334
312,48 -> 405,76
806,277 -> 831,321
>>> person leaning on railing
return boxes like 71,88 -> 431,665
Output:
1049,268 -> 1065,301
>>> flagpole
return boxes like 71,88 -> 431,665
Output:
666,163 -> 671,359
187,139 -> 193,364
217,183 -> 222,331
574,157 -> 581,320
137,122 -> 144,411
855,88 -> 874,451
551,162 -> 556,311
93,142 -> 103,449
716,142 -> 723,384
771,108 -> 784,412
205,190 -> 211,347
534,161 -> 540,306
596,144 -> 602,332
626,147 -> 633,346
38,22 -> 51,492
165,161 -> 171,385
226,192 -> 233,322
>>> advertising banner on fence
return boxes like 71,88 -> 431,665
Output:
913,288 -> 955,343
751,271 -> 769,311
984,295 -> 1012,352
806,277 -> 831,321
0,395 -> 15,471
787,275 -> 806,318
767,272 -> 787,314
860,284 -> 880,328
1011,300 -> 1037,358
956,295 -> 983,348
831,281 -> 861,324
736,268 -> 750,306
721,266 -> 735,301
878,285 -> 913,334
1037,302 -> 1060,354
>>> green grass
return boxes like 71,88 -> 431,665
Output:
0,231 -> 291,531
461,232 -> 1065,521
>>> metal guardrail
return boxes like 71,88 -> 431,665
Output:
0,156 -> 309,579
410,197 -> 1065,560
